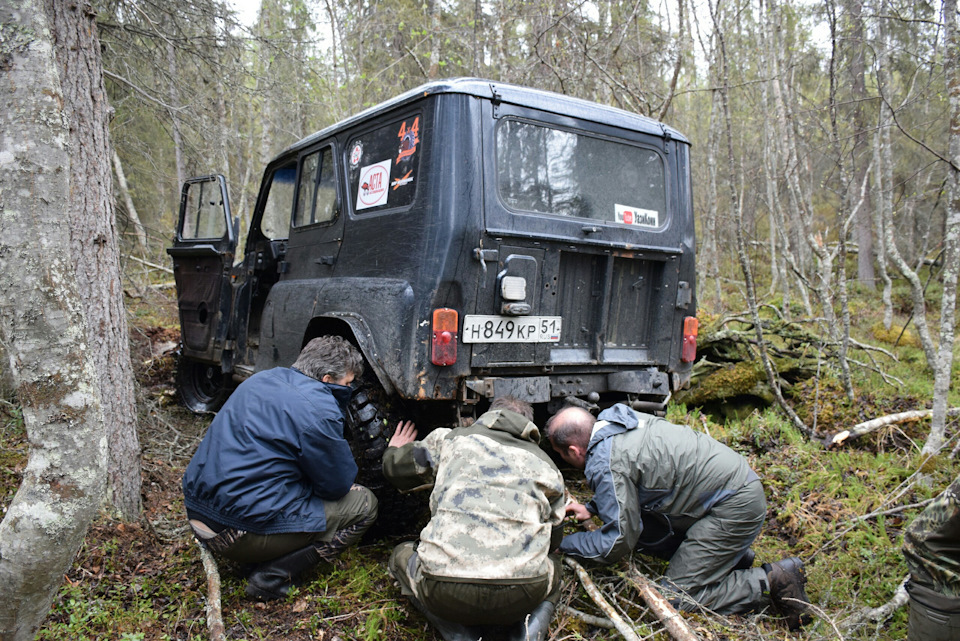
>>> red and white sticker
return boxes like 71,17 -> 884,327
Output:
350,142 -> 363,167
356,160 -> 391,210
615,204 -> 659,227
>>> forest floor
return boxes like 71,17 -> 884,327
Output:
2,285 -> 959,641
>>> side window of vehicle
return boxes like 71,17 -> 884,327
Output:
259,163 -> 296,240
294,146 -> 337,227
182,179 -> 227,239
347,114 -> 421,214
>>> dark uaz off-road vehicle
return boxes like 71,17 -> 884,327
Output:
168,78 -> 698,477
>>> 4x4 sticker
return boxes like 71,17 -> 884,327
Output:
396,117 -> 420,163
357,160 -> 391,210
391,171 -> 413,190
615,204 -> 659,227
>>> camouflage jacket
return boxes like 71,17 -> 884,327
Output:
903,474 -> 960,597
382,409 -> 566,584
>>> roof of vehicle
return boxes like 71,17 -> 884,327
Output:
279,77 -> 690,158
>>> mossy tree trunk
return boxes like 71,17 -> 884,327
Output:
49,0 -> 141,518
0,0 -> 108,637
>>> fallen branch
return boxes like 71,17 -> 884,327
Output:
562,605 -> 616,629
828,407 -> 960,446
564,557 -> 641,641
841,577 -> 908,631
626,568 -> 700,641
197,542 -> 226,641
845,498 -> 936,525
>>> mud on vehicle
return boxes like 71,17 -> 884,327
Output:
168,78 -> 698,516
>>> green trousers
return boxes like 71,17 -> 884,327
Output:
661,479 -> 770,614
389,541 -> 561,626
218,485 -> 378,564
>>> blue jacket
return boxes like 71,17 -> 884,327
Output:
558,404 -> 759,563
182,367 -> 357,534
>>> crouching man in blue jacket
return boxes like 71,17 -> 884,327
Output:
182,336 -> 377,600
546,404 -> 812,629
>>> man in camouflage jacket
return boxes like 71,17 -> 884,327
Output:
903,473 -> 960,640
383,397 -> 565,639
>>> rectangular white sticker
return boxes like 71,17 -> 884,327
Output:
356,160 -> 392,210
615,204 -> 659,227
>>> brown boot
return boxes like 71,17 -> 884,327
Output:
764,557 -> 813,630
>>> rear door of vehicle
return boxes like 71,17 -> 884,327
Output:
471,99 -> 685,371
167,175 -> 237,362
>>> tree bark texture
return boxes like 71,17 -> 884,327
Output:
924,0 -> 960,454
48,0 -> 141,518
0,1 -> 108,638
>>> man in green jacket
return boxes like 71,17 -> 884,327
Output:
546,403 -> 812,629
383,397 -> 565,641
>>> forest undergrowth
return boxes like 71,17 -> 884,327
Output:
1,282 -> 959,641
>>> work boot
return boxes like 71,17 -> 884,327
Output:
507,600 -> 556,641
245,545 -> 334,601
733,548 -> 756,571
764,557 -> 812,630
407,595 -> 484,641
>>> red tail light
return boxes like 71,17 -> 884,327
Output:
431,308 -> 458,366
681,316 -> 698,363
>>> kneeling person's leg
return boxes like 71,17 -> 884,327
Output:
314,484 -> 379,560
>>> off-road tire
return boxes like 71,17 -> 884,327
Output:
346,377 -> 427,538
176,356 -> 232,414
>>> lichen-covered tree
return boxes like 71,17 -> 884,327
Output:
49,0 -> 141,517
923,0 -> 960,454
0,1 -> 107,638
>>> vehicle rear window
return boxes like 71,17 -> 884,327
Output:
497,120 -> 666,228
347,114 -> 421,214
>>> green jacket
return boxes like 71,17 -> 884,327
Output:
383,409 -> 565,583
558,404 -> 759,563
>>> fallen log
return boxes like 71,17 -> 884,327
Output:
828,407 -> 960,446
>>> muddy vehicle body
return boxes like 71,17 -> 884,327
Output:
168,78 -> 697,460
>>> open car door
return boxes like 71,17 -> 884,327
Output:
167,175 -> 237,364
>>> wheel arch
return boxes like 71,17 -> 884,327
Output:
301,313 -> 397,396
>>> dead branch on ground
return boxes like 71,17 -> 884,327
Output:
624,568 -> 700,641
197,542 -> 226,641
828,407 -> 960,446
564,557 -> 641,641
841,576 -> 908,632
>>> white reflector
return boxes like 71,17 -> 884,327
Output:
500,276 -> 527,301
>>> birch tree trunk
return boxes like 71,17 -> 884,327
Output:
923,0 -> 960,454
112,151 -> 149,256
0,1 -> 108,637
49,0 -> 140,519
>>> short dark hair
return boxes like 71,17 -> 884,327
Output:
293,336 -> 363,382
545,406 -> 594,451
490,396 -> 534,422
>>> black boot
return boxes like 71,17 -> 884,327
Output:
764,557 -> 813,630
507,600 -> 556,641
407,595 -> 485,641
245,545 -> 334,601
733,548 -> 756,571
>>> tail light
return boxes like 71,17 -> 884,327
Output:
431,308 -> 458,366
681,316 -> 698,363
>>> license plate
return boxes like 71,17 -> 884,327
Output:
461,315 -> 562,343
